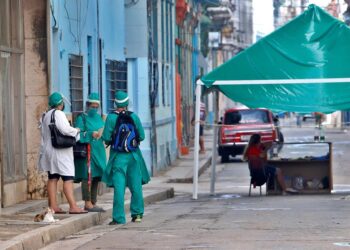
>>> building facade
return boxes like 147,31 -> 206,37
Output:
204,0 -> 254,118
0,0 -> 180,208
125,0 -> 177,174
49,0 -> 178,176
175,0 -> 203,153
0,0 -> 50,207
0,0 -> 26,208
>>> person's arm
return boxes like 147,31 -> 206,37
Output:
102,114 -> 115,145
55,110 -> 79,137
133,113 -> 145,142
242,145 -> 249,161
262,141 -> 273,151
75,114 -> 93,143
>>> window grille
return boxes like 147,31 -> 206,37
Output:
106,60 -> 127,112
166,65 -> 170,106
162,64 -> 165,106
69,54 -> 84,121
151,0 -> 158,59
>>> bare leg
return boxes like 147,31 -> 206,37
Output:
276,168 -> 287,191
63,180 -> 84,212
85,201 -> 94,209
82,180 -> 94,209
48,179 -> 59,210
199,136 -> 205,152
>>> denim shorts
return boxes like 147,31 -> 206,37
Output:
48,172 -> 74,182
200,125 -> 204,136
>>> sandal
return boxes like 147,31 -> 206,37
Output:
69,209 -> 88,214
53,208 -> 67,214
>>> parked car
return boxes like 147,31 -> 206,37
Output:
302,113 -> 315,122
218,108 -> 282,163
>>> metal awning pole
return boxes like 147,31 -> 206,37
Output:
193,80 -> 202,200
210,91 -> 218,195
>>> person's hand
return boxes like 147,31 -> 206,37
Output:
262,141 -> 273,150
76,128 -> 81,133
92,131 -> 100,139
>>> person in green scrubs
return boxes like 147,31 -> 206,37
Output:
102,91 -> 150,225
74,93 -> 107,212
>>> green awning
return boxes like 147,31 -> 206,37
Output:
201,4 -> 350,113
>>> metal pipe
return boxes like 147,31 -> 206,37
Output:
210,91 -> 218,195
193,80 -> 202,200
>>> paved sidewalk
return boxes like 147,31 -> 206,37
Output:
0,130 -> 213,250
165,129 -> 213,183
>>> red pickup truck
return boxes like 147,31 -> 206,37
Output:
218,108 -> 281,162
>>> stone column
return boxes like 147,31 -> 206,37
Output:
23,0 -> 49,199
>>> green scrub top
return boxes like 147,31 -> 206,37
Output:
101,111 -> 150,187
74,113 -> 107,182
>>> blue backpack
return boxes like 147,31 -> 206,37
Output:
111,111 -> 139,152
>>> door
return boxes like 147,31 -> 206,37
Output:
0,0 -> 26,207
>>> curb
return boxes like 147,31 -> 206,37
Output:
1,187 -> 174,250
168,156 -> 212,183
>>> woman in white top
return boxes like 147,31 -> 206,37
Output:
39,92 -> 87,214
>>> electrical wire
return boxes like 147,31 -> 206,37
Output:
50,1 -> 57,28
125,0 -> 140,8
64,0 -> 78,44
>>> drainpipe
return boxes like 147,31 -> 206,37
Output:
147,0 -> 158,175
47,0 -> 53,94
97,0 -> 103,114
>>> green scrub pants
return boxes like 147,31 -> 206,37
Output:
111,153 -> 144,224
81,177 -> 100,204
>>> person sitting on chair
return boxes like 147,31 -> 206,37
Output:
243,134 -> 297,194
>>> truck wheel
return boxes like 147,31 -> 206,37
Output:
221,153 -> 229,163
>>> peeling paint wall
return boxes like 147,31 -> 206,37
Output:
23,0 -> 49,199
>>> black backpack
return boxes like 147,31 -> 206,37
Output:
111,111 -> 139,152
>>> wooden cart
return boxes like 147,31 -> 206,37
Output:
267,142 -> 333,194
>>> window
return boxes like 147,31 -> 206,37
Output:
161,1 -> 165,61
0,0 -> 23,48
161,64 -> 171,106
162,64 -> 165,106
165,65 -> 170,106
0,0 -> 25,184
106,60 -> 127,112
150,61 -> 159,107
0,0 -> 10,46
224,110 -> 270,125
69,54 -> 84,121
166,1 -> 170,62
170,3 -> 173,63
151,0 -> 158,59
87,36 -> 92,95
10,0 -> 23,49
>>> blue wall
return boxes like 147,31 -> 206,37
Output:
49,0 -> 125,114
49,0 -> 178,173
125,0 -> 177,172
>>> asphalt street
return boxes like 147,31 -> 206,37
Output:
42,123 -> 350,250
